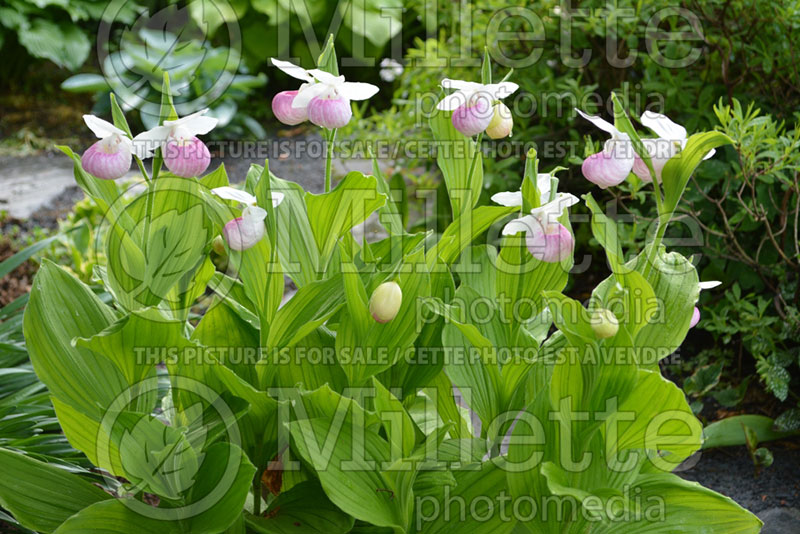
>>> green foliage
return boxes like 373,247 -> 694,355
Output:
677,100 -> 800,417
3,65 -> 761,533
62,25 -> 268,138
0,0 -> 142,72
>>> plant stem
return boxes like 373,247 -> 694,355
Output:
325,128 -> 338,193
643,169 -> 670,279
462,133 -> 484,216
252,476 -> 262,516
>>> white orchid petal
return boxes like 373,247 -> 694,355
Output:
212,186 -> 258,206
530,193 -> 579,221
537,173 -> 553,200
575,108 -> 620,138
83,115 -> 127,139
491,191 -> 523,207
291,83 -> 330,109
131,125 -> 172,158
271,58 -> 315,82
436,92 -> 468,111
486,81 -> 519,100
698,280 -> 722,290
703,148 -> 717,161
308,69 -> 345,86
442,79 -> 482,91
271,191 -> 285,207
337,81 -> 379,101
165,109 -> 218,136
640,111 -> 687,141
502,214 -> 539,236
243,205 -> 267,222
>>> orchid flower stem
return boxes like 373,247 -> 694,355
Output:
134,155 -> 150,183
324,128 -> 338,193
465,132 -> 484,209
643,173 -> 670,279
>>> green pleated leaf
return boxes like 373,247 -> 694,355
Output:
430,109 -> 483,219
304,171 -> 386,263
0,448 -> 111,533
23,261 -> 127,418
52,499 -> 182,534
661,131 -> 733,216
593,473 -> 761,534
245,481 -> 355,534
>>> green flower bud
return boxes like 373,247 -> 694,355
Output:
591,308 -> 619,339
369,281 -> 402,323
212,235 -> 227,256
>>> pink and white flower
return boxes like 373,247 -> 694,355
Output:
690,280 -> 723,328
501,192 -> 579,263
80,115 -> 133,180
276,65 -> 378,129
212,186 -> 284,252
132,110 -> 218,177
632,112 -> 716,183
436,79 -> 519,137
576,108 -> 635,188
270,59 -> 317,125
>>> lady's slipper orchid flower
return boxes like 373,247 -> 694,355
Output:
501,193 -> 579,263
369,281 -> 403,323
690,280 -> 722,328
436,79 -> 519,137
212,186 -> 284,252
632,111 -> 717,183
576,108 -> 635,188
132,110 -> 218,177
290,69 -> 379,129
270,58 -> 316,125
491,173 -> 554,207
80,115 -> 133,180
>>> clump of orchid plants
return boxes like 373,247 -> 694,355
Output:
2,38 -> 761,534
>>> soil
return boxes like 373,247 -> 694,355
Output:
678,441 -> 800,513
0,238 -> 36,306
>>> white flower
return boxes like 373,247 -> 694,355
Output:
379,58 -> 404,82
491,174 -> 555,207
501,193 -> 579,263
632,112 -> 716,183
132,109 -> 218,159
435,79 -> 519,111
503,193 -> 579,236
290,69 -> 379,109
212,186 -> 284,252
80,115 -> 133,180
83,115 -> 132,152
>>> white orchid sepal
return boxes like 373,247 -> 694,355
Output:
633,111 -> 717,183
491,173 -> 556,207
131,109 -> 218,159
436,79 -> 519,111
290,69 -> 379,109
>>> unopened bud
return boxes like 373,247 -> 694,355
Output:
369,281 -> 402,323
591,308 -> 619,339
212,235 -> 226,255
485,103 -> 513,139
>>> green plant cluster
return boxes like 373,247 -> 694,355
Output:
0,45 -> 762,533
355,0 -> 800,415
